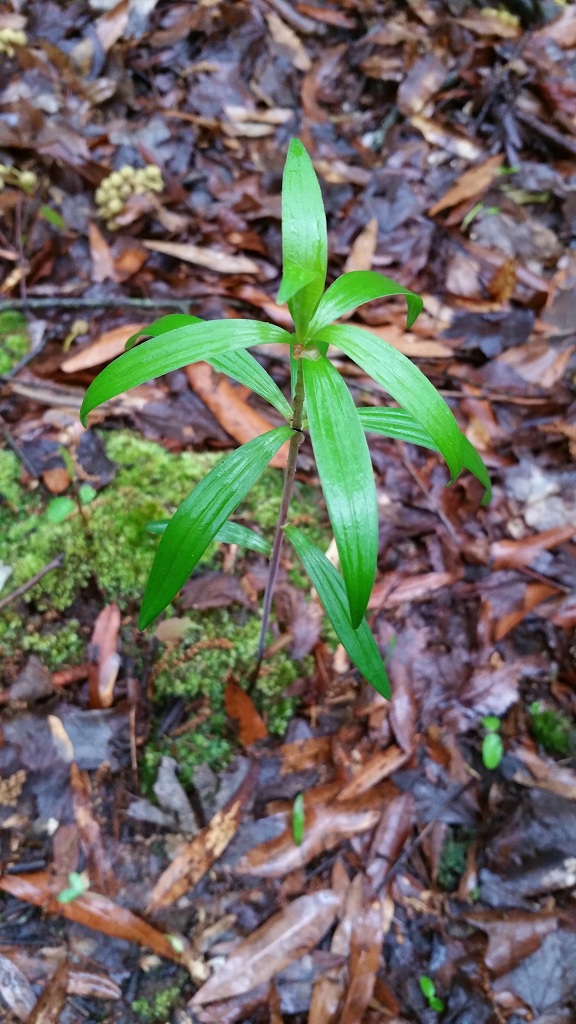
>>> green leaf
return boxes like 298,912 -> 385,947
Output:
146,518 -> 271,556
79,484 -> 97,505
358,407 -> 439,450
315,323 -> 491,504
57,871 -> 90,904
482,715 -> 500,732
419,977 -> 436,1000
292,793 -> 305,846
139,427 -> 292,628
309,270 -> 423,335
482,732 -> 504,770
284,525 -> 390,698
278,139 -> 327,339
211,350 -> 293,421
80,320 -> 292,426
124,314 -> 292,419
429,996 -> 445,1013
46,496 -> 75,523
40,204 -> 66,230
303,355 -> 377,627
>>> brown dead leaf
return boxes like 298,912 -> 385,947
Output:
495,582 -> 561,640
355,323 -> 452,358
340,901 -> 384,1024
62,323 -> 145,373
185,362 -> 288,469
496,341 -> 575,389
0,952 -> 36,1020
366,793 -> 416,891
28,960 -> 68,1024
280,736 -> 332,774
95,0 -> 129,52
397,55 -> 447,116
344,218 -> 378,274
142,239 -> 260,275
70,762 -> 116,896
180,572 -> 251,612
512,747 -> 576,801
428,155 -> 503,217
191,890 -> 341,1005
89,222 -> 117,284
265,11 -> 311,71
337,746 -> 408,802
224,680 -> 268,746
0,873 -> 186,965
533,5 -> 576,48
67,970 -> 121,1001
487,258 -> 517,303
42,466 -> 70,494
491,526 -> 575,570
411,115 -> 484,160
235,800 -> 381,878
88,603 -> 121,710
465,910 -> 557,976
147,764 -> 257,912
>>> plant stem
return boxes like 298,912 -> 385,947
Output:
255,359 -> 305,672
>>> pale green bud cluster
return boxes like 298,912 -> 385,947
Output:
94,164 -> 164,229
0,27 -> 27,56
0,163 -> 37,193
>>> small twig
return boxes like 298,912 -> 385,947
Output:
0,296 -> 193,312
0,554 -> 63,611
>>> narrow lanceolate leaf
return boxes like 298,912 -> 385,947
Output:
303,356 -> 378,627
146,518 -> 271,556
284,526 -> 390,698
309,270 -> 423,335
315,323 -> 491,503
277,139 -> 327,339
139,427 -> 292,628
358,407 -> 439,450
80,320 -> 292,426
126,314 -> 292,420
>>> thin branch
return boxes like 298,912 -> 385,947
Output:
0,554 -> 63,611
0,296 -> 193,312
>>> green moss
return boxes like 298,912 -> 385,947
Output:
437,828 -> 474,891
0,311 -> 29,374
146,610 -> 310,785
530,702 -> 576,757
132,983 -> 182,1022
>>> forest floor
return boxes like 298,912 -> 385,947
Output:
1,1 -> 576,1022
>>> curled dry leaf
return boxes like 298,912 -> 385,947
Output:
69,761 -> 116,896
191,890 -> 342,1005
340,900 -> 384,1024
147,763 -> 257,912
490,525 -> 575,570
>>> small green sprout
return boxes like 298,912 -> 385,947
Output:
292,792 -> 305,846
419,975 -> 445,1012
80,139 -> 490,698
482,715 -> 503,770
57,870 -> 90,904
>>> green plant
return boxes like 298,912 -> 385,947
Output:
419,976 -> 445,1013
481,715 -> 503,770
530,701 -> 576,757
79,139 -> 490,697
437,827 -> 474,891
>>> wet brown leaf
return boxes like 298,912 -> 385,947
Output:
89,222 -> 117,284
69,761 -> 116,896
224,680 -> 268,747
147,764 -> 257,911
337,746 -> 408,802
397,55 -> 447,116
465,910 -> 557,976
366,793 -> 415,891
191,890 -> 342,1005
28,961 -> 68,1024
491,526 -> 575,570
340,901 -> 383,1024
0,873 -> 185,964
179,572 -> 252,612
185,362 -> 288,469
343,218 -> 378,274
428,155 -> 503,217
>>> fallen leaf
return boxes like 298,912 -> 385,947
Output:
0,953 -> 36,1020
343,218 -> 378,274
340,901 -> 383,1024
147,764 -> 257,912
28,961 -> 68,1024
355,323 -> 452,358
70,761 -> 116,896
185,362 -> 288,469
142,239 -> 260,275
265,11 -> 311,71
225,680 -> 268,746
491,526 -> 575,570
191,890 -> 342,1005
465,910 -> 557,976
428,155 -> 503,217
0,873 -> 186,965
88,603 -> 121,710
61,323 -> 146,372
179,572 -> 251,612
337,746 -> 408,802
89,222 -> 117,283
